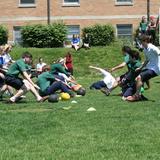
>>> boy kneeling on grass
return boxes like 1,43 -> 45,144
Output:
0,52 -> 47,103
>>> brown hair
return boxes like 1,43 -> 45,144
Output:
42,65 -> 50,72
140,35 -> 150,43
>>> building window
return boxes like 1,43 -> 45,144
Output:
19,0 -> 36,7
115,0 -> 133,6
13,26 -> 22,44
116,24 -> 133,39
63,0 -> 80,6
67,25 -> 80,40
64,25 -> 80,47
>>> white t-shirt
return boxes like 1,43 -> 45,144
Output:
2,53 -> 12,66
36,62 -> 46,72
100,68 -> 116,89
144,43 -> 160,75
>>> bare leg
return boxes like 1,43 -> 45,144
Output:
10,80 -> 42,102
23,80 -> 42,101
135,75 -> 143,95
0,84 -> 8,97
10,89 -> 24,102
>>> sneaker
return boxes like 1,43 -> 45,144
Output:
126,94 -> 142,102
15,96 -> 24,102
140,94 -> 148,101
100,88 -> 110,96
122,96 -> 127,101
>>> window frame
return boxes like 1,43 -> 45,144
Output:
66,25 -> 80,40
115,0 -> 133,6
13,26 -> 22,44
116,24 -> 133,39
62,0 -> 80,7
18,0 -> 36,8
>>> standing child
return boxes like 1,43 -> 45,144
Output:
65,52 -> 73,75
139,16 -> 148,35
148,16 -> 157,44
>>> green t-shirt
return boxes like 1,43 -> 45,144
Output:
50,63 -> 69,75
7,59 -> 29,77
129,59 -> 141,72
124,54 -> 142,71
128,59 -> 142,83
140,22 -> 148,31
37,71 -> 55,94
124,54 -> 130,70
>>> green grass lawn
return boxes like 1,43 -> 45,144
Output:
0,43 -> 160,160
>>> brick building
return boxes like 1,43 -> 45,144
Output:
0,0 -> 159,43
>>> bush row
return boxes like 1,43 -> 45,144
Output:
82,24 -> 115,46
0,23 -> 115,47
21,23 -> 67,48
0,25 -> 8,45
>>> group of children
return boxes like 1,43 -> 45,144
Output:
0,33 -> 160,103
90,35 -> 160,102
136,15 -> 158,48
0,46 -> 85,103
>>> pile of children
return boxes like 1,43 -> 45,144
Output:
0,33 -> 160,103
0,47 -> 86,103
90,35 -> 160,102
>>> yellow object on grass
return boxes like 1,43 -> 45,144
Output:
60,92 -> 70,100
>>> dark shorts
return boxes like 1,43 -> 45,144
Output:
0,77 -> 4,88
140,69 -> 157,82
5,75 -> 24,90
122,86 -> 136,97
90,80 -> 107,90
40,81 -> 70,96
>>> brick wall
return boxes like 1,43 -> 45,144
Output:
0,0 -> 159,42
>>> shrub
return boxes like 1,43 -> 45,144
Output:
0,25 -> 8,45
82,24 -> 115,46
21,23 -> 67,48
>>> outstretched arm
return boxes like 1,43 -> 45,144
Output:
89,65 -> 110,76
111,62 -> 126,72
89,65 -> 102,71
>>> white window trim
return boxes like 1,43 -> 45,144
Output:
13,26 -> 22,44
115,0 -> 133,6
116,24 -> 133,38
18,0 -> 36,8
62,0 -> 80,7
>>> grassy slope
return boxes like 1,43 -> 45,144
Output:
0,43 -> 160,160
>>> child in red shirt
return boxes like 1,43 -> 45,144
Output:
65,52 -> 73,75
